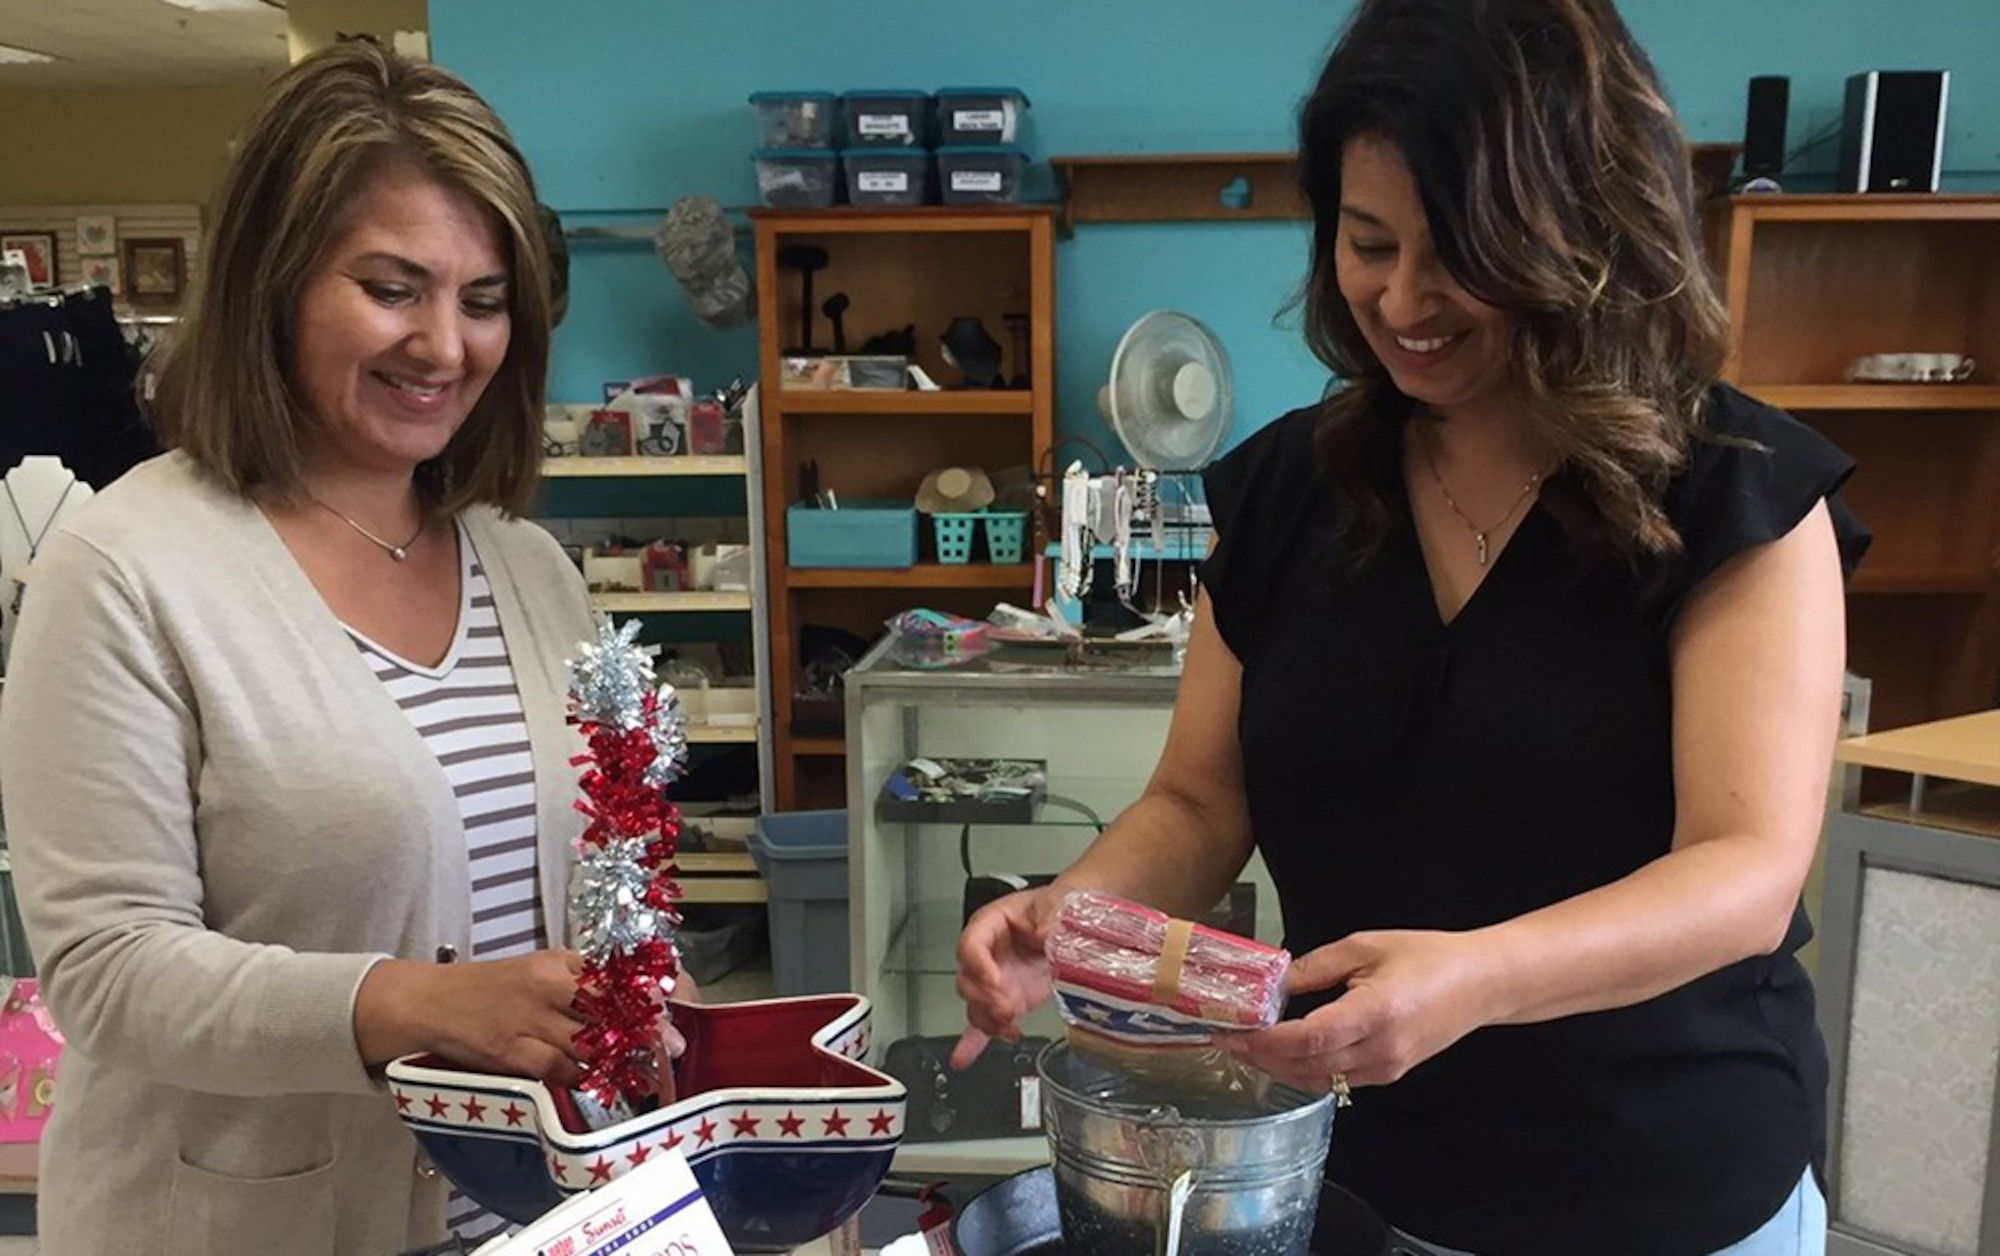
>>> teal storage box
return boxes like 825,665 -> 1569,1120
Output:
787,501 -> 918,568
748,810 -> 850,995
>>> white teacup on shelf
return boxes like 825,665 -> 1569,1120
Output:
1845,352 -> 1977,383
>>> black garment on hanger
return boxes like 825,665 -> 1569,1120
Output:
0,302 -> 73,474
59,288 -> 161,488
0,288 -> 163,490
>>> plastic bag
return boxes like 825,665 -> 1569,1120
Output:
1045,890 -> 1290,1094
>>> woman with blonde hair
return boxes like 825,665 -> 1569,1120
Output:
3,40 -> 596,1254
957,1 -> 1867,1252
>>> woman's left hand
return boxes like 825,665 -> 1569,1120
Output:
1217,930 -> 1504,1094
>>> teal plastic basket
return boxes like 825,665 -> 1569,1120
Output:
932,512 -> 982,564
983,510 -> 1029,563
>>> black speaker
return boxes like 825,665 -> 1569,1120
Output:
1742,76 -> 1790,180
1839,71 -> 1950,193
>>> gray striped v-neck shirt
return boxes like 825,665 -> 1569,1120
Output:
345,521 -> 543,1243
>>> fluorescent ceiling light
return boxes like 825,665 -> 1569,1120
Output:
157,0 -> 284,12
0,43 -> 57,64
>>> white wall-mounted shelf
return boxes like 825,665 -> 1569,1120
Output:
687,723 -> 758,745
544,456 -> 747,478
588,591 -> 752,613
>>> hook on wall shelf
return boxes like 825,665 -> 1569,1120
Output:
1047,152 -> 1307,239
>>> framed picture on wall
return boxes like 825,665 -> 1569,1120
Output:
123,237 -> 185,303
76,215 -> 117,256
81,256 -> 121,295
0,234 -> 57,289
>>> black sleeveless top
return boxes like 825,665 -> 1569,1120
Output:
1200,385 -> 1868,1256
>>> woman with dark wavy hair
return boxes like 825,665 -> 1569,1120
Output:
957,1 -> 1865,1252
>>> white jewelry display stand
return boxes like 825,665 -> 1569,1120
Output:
0,455 -> 95,674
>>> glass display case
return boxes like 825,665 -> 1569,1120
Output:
843,634 -> 1284,1173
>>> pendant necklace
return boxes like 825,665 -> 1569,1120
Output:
4,475 -> 80,617
1418,429 -> 1547,567
309,494 -> 424,562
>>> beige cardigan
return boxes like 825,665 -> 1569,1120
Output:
0,454 -> 594,1256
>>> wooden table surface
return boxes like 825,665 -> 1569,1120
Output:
1834,709 -> 2000,789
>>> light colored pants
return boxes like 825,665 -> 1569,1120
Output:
1390,1169 -> 1827,1256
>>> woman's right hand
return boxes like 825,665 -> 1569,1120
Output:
953,887 -> 1061,1070
355,949 -> 588,1084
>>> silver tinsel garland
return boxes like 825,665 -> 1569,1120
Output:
570,833 -> 665,958
569,617 -> 655,731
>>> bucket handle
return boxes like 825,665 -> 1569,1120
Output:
1161,1170 -> 1194,1256
1132,1119 -> 1206,1190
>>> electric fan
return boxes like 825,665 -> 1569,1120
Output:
1060,311 -> 1234,631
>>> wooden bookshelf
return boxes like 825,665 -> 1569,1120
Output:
1708,194 -> 2000,733
753,207 -> 1056,809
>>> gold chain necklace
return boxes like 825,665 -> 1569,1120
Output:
1417,429 -> 1547,567
308,494 -> 424,562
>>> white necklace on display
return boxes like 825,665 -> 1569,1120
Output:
308,493 -> 424,562
1417,429 -> 1547,567
4,474 -> 80,616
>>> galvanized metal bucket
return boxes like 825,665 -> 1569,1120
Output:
1038,1040 -> 1336,1256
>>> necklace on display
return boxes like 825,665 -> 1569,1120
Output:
308,494 -> 424,562
4,475 -> 80,617
1417,428 -> 1547,567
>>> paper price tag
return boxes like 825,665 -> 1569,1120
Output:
481,1150 -> 735,1256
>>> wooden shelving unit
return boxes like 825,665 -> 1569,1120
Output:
1707,194 -> 2000,737
753,207 -> 1057,809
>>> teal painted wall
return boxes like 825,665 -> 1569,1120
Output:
432,0 -> 2000,454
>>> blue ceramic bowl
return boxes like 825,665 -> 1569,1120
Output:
388,993 -> 906,1253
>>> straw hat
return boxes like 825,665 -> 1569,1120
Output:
915,465 -> 995,514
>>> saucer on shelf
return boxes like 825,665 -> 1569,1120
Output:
1844,352 -> 1976,384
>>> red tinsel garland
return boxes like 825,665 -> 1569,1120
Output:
569,678 -> 686,1108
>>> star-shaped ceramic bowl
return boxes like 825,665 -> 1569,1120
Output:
387,993 -> 907,1253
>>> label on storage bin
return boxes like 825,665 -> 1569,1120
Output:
858,113 -> 910,137
951,170 -> 1005,193
953,108 -> 1006,132
858,170 -> 911,193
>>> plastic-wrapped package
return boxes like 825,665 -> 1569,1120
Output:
1046,890 -> 1292,1095
1047,890 -> 1289,1041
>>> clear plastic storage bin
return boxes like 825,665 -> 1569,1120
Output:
936,146 -> 1029,205
753,149 -> 841,209
841,90 -> 932,148
749,90 -> 840,149
844,150 -> 933,207
935,87 -> 1030,145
